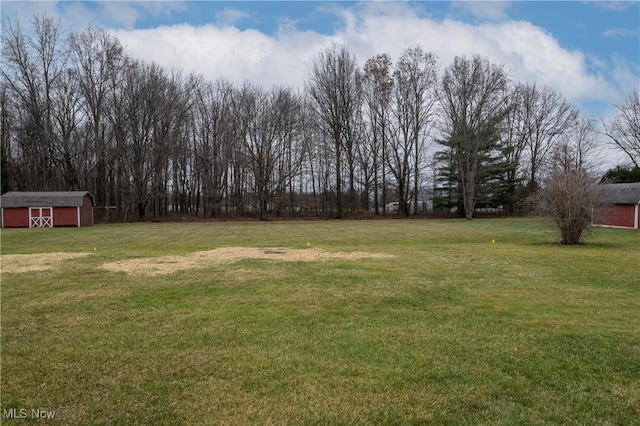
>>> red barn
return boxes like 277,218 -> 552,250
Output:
592,183 -> 640,229
1,191 -> 95,228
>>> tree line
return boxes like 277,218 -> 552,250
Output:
1,15 -> 638,221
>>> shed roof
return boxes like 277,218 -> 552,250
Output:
0,191 -> 95,208
597,183 -> 640,205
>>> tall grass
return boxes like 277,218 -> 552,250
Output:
1,218 -> 638,424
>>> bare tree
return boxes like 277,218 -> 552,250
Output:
567,116 -> 602,174
300,95 -> 337,217
389,47 -> 438,216
1,82 -> 14,193
191,78 -> 234,216
601,87 -> 640,167
362,53 -> 394,214
307,45 -> 360,218
114,60 -> 188,220
69,26 -> 125,208
518,83 -> 578,192
1,15 -> 67,190
439,55 -> 510,220
149,69 -> 192,219
50,67 -> 82,189
167,73 -> 200,216
235,84 -> 303,220
497,83 -> 528,213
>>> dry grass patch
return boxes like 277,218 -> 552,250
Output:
101,247 -> 394,276
0,252 -> 92,274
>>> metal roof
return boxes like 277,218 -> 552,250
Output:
0,191 -> 95,208
597,183 -> 640,205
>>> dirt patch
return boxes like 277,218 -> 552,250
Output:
1,252 -> 93,274
101,247 -> 394,276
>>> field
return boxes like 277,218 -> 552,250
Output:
1,218 -> 638,425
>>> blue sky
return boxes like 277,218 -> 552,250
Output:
2,1 -> 639,119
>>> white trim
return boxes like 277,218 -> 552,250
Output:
29,207 -> 53,228
77,206 -> 81,227
1,208 -> 4,228
593,224 -> 636,229
635,204 -> 639,229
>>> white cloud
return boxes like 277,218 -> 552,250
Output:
602,28 -> 639,38
112,24 -> 328,88
585,1 -> 637,12
451,0 -> 513,21
100,2 -> 141,30
473,21 -> 617,102
610,54 -> 640,94
139,1 -> 188,19
214,7 -> 251,27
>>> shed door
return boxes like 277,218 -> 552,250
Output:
29,207 -> 53,228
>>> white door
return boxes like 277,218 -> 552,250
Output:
29,207 -> 53,228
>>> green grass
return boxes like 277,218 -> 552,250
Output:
1,218 -> 639,424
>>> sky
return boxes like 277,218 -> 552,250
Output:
1,1 -> 639,157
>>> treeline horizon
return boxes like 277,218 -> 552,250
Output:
1,15 -> 638,221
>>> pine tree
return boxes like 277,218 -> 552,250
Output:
601,165 -> 640,183
435,109 -> 518,216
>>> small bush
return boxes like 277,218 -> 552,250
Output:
537,168 -> 600,245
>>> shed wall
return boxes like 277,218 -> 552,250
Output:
53,207 -> 78,227
593,205 -> 636,228
80,195 -> 93,226
1,208 -> 29,228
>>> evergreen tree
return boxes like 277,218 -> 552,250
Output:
601,165 -> 640,183
432,146 -> 461,214
438,55 -> 511,219
435,108 -> 518,216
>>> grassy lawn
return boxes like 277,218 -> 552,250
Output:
1,218 -> 639,424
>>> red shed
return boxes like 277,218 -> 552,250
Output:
1,191 -> 95,228
592,183 -> 640,229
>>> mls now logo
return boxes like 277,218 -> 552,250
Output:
3,408 -> 56,419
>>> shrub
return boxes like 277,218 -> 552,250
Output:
537,167 -> 600,245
